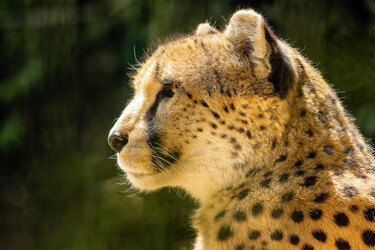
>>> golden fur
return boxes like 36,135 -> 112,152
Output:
109,9 -> 375,250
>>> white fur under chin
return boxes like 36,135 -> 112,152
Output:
121,152 -> 251,203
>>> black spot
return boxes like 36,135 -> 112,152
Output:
235,244 -> 245,250
241,119 -> 248,124
315,164 -> 324,170
230,103 -> 235,110
220,134 -> 227,138
294,160 -> 303,167
349,205 -> 359,212
260,179 -> 271,188
219,120 -> 225,125
230,137 -> 237,143
306,129 -> 313,137
343,186 -> 358,197
252,202 -> 263,216
212,111 -> 220,119
270,230 -> 283,241
264,171 -> 273,178
301,176 -> 317,187
186,92 -> 192,99
237,127 -> 245,133
279,173 -> 290,183
201,101 -> 209,108
362,230 -> 375,246
260,125 -> 266,130
246,130 -> 252,139
210,123 -> 217,129
237,189 -> 249,200
302,244 -> 314,250
307,152 -> 317,158
312,230 -> 327,242
314,193 -> 328,203
289,235 -> 300,245
239,111 -> 246,116
335,238 -> 351,250
248,230 -> 261,240
300,109 -> 306,117
226,90 -> 231,97
228,125 -> 235,130
291,210 -> 304,223
193,100 -> 198,104
215,210 -> 226,221
364,208 -> 375,222
233,211 -> 247,222
295,170 -> 306,176
281,192 -> 294,202
271,139 -> 277,149
197,128 -> 203,132
217,225 -> 233,241
275,154 -> 287,164
318,111 -> 328,124
234,144 -> 242,150
271,208 -> 284,219
334,212 -> 349,227
223,106 -> 229,113
309,209 -> 323,220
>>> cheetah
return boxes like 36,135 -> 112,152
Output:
108,9 -> 375,250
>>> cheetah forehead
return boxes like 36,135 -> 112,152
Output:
133,9 -> 298,101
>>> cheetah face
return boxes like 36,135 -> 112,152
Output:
108,10 -> 297,200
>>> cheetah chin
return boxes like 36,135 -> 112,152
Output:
109,9 -> 375,250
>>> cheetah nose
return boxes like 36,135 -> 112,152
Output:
108,131 -> 128,152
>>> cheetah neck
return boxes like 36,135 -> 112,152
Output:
281,64 -> 374,174
197,62 -> 374,205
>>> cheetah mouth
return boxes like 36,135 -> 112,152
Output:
147,135 -> 180,171
127,171 -> 158,178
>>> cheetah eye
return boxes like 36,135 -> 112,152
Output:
170,82 -> 180,93
161,81 -> 181,98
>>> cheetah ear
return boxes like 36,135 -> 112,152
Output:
225,9 -> 297,98
195,23 -> 219,36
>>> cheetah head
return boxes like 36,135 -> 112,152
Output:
108,9 -> 299,201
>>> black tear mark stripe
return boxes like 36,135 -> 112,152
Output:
146,89 -> 179,170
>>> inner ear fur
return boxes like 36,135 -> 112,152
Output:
195,23 -> 218,36
225,9 -> 297,98
263,23 -> 297,98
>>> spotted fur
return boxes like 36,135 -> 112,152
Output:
108,9 -> 375,250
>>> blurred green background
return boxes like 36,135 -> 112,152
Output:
1,0 -> 374,249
